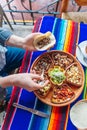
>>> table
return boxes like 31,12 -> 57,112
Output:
2,16 -> 87,130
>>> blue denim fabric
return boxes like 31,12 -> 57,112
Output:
0,46 -> 25,101
0,46 -> 25,74
0,27 -> 13,46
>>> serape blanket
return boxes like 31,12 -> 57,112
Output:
2,16 -> 87,130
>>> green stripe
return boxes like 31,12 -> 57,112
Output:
83,68 -> 87,99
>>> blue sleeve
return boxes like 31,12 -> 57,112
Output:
0,27 -> 13,46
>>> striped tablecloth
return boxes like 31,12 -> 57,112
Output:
2,16 -> 87,130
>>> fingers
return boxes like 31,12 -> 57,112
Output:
21,73 -> 50,92
41,80 -> 49,86
31,32 -> 43,39
32,80 -> 49,91
30,73 -> 44,80
33,32 -> 43,36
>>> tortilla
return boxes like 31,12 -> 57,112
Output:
70,100 -> 87,129
33,31 -> 56,51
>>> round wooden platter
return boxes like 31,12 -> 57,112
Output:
30,50 -> 84,107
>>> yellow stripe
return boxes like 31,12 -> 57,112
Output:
64,21 -> 72,52
7,20 -> 35,23
64,105 -> 70,130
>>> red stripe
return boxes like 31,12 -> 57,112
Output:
32,17 -> 42,32
48,107 -> 62,130
68,22 -> 78,54
68,22 -> 75,53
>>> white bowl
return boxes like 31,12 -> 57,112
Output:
80,41 -> 87,58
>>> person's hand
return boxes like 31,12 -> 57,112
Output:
13,73 -> 49,92
23,32 -> 42,51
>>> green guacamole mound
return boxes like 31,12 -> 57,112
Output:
48,68 -> 66,85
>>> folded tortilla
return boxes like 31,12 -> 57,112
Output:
33,31 -> 56,51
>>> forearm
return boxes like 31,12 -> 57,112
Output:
0,28 -> 24,48
0,75 -> 17,88
6,35 -> 25,48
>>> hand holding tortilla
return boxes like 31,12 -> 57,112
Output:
33,31 -> 56,51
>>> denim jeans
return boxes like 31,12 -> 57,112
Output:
0,46 -> 25,101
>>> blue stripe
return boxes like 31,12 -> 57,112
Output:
57,20 -> 68,50
28,99 -> 52,130
51,18 -> 67,51
56,19 -> 67,50
40,16 -> 55,33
